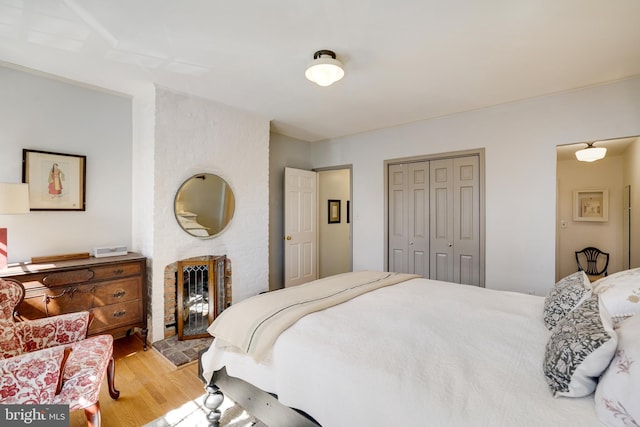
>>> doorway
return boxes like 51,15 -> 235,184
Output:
317,168 -> 352,278
284,166 -> 352,287
555,136 -> 639,279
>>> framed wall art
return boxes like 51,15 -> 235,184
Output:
573,189 -> 608,222
22,149 -> 86,211
328,199 -> 341,224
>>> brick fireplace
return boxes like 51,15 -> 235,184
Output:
163,255 -> 232,338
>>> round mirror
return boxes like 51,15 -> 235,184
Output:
174,173 -> 235,238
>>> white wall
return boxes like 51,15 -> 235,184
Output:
0,65 -> 132,263
556,155 -> 624,279
141,87 -> 270,342
131,84 -> 155,261
308,77 -> 640,296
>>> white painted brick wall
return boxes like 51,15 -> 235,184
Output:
139,86 -> 269,343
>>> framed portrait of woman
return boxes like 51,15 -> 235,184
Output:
22,149 -> 86,211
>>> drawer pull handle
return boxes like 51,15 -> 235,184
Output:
113,269 -> 124,275
43,287 -> 95,316
113,289 -> 126,298
46,289 -> 71,301
45,286 -> 95,301
113,310 -> 127,318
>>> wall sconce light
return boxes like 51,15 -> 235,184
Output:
575,142 -> 607,162
0,183 -> 30,269
305,50 -> 345,87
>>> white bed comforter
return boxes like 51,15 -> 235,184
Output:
208,271 -> 418,361
202,277 -> 604,427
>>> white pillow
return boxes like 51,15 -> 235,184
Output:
543,271 -> 592,330
595,315 -> 640,426
543,294 -> 617,397
593,268 -> 640,321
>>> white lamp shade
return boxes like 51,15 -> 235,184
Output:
575,146 -> 607,162
305,56 -> 344,87
0,183 -> 30,214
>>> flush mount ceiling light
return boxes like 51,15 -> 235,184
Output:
575,142 -> 607,162
305,50 -> 344,87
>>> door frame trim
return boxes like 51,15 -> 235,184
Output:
383,148 -> 485,286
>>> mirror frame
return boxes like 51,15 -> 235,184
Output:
174,173 -> 235,239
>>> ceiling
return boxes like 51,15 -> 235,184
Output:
1,0 -> 640,142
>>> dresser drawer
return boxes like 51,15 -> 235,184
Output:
41,269 -> 95,286
92,278 -> 142,306
91,262 -> 142,281
18,273 -> 67,289
21,284 -> 95,317
15,261 -> 143,287
90,299 -> 142,334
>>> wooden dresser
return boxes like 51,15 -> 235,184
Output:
0,252 -> 148,350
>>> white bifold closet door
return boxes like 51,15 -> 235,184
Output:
388,155 -> 480,286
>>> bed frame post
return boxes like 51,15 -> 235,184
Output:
203,384 -> 224,427
198,351 -> 320,427
199,348 -> 224,426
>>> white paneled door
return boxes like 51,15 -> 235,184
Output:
284,167 -> 318,287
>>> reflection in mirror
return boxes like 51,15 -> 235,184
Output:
174,173 -> 235,238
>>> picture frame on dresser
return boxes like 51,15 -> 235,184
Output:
22,148 -> 87,211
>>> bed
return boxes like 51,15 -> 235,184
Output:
176,212 -> 211,237
199,270 -> 640,427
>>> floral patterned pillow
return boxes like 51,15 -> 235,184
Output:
543,294 -> 617,397
543,271 -> 591,330
592,268 -> 640,322
595,315 -> 640,427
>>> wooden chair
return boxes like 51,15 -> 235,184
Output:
0,278 -> 119,427
575,247 -> 609,281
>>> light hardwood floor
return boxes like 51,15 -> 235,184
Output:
69,335 -> 205,427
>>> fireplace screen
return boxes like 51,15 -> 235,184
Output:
176,256 -> 226,340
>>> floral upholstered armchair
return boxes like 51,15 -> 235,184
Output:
0,278 -> 119,427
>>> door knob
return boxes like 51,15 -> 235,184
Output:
285,235 -> 292,240
448,243 -> 453,247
